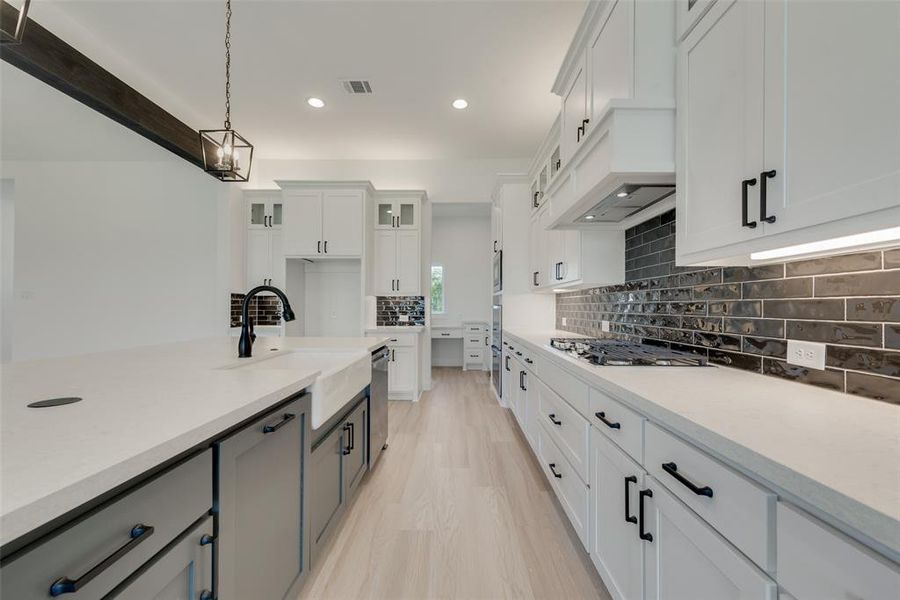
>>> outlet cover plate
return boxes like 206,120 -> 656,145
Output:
561,317 -> 567,326
601,320 -> 610,333
787,340 -> 826,370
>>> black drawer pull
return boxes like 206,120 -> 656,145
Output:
639,489 -> 653,542
741,178 -> 758,228
759,170 -> 777,224
524,358 -> 533,364
505,356 -> 510,372
50,524 -> 155,596
595,411 -> 621,429
549,463 -> 562,479
342,423 -> 353,455
624,476 -> 638,524
662,462 -> 714,497
515,351 -> 522,356
548,413 -> 562,426
263,412 -> 296,434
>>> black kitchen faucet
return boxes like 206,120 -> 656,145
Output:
238,285 -> 296,357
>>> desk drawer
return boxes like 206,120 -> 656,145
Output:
464,334 -> 486,348
645,423 -> 775,573
432,327 -> 461,339
2,450 -> 212,600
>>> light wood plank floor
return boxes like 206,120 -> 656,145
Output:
297,367 -> 611,600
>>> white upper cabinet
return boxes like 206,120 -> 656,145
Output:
245,192 -> 283,230
282,188 -> 363,257
761,0 -> 900,237
677,0 -> 900,264
676,0 -> 765,257
322,190 -> 364,257
282,189 -> 323,256
562,59 -> 589,165
588,0 -> 632,119
373,229 -> 420,296
375,196 -> 419,230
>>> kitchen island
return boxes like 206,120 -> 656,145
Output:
0,335 -> 386,598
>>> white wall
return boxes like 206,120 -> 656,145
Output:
431,213 -> 492,326
1,64 -> 230,362
3,160 -> 229,362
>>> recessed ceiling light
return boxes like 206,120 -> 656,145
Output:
452,98 -> 469,110
307,97 -> 325,109
616,192 -> 629,198
584,215 -> 595,220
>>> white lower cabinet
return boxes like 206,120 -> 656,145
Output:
590,428 -> 646,600
113,516 -> 213,600
642,479 -> 777,600
538,424 -> 589,549
389,345 -> 416,399
776,502 -> 900,600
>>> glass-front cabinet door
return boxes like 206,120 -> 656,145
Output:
375,198 -> 419,229
246,194 -> 282,229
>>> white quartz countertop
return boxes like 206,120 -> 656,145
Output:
0,335 -> 388,549
365,325 -> 426,332
504,328 -> 900,558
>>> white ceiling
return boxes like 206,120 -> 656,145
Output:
27,0 -> 587,162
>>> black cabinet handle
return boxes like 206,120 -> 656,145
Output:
485,336 -> 488,346
533,191 -> 540,207
349,422 -> 355,451
200,534 -> 215,546
494,240 -> 498,252
661,462 -> 714,497
741,178 -> 758,229
549,463 -> 562,479
524,358 -> 533,364
639,489 -> 653,542
505,356 -> 510,371
515,351 -> 522,356
263,412 -> 296,434
624,476 -> 638,524
594,411 -> 621,430
555,159 -> 561,171
760,170 -> 777,223
317,240 -> 321,254
323,240 -> 328,253
582,118 -> 590,128
533,271 -> 539,287
391,349 -> 396,361
50,524 -> 155,596
342,423 -> 352,455
576,125 -> 583,143
548,413 -> 562,426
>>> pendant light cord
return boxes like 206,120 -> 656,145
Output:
224,0 -> 232,130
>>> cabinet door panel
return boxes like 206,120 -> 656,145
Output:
677,0 -> 765,256
322,191 -> 363,257
395,230 -> 420,295
282,190 -> 322,256
310,425 -> 345,566
343,402 -> 368,499
246,229 -> 271,289
397,200 -> 418,229
561,230 -> 581,283
269,229 -> 285,290
373,230 -> 397,296
763,0 -> 900,232
591,429 -> 644,600
113,517 -> 213,600
643,481 -> 777,600
563,62 -> 588,163
391,346 -> 416,395
217,399 -> 306,600
590,0 -> 632,118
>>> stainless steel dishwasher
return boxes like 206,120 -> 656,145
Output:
369,346 -> 389,467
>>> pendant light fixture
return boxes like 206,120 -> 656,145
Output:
0,0 -> 31,45
199,0 -> 253,182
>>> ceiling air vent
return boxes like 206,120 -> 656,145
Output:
341,80 -> 373,95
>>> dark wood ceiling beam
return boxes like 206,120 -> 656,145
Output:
0,1 -> 205,168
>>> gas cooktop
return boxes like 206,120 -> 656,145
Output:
549,337 -> 708,367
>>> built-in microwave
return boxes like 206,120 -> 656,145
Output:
492,250 -> 502,293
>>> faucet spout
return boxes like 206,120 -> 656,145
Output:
238,285 -> 296,358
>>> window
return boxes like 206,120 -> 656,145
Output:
431,265 -> 445,314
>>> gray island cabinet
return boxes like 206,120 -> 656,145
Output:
215,394 -> 311,600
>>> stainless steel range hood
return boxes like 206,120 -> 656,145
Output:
576,184 -> 675,224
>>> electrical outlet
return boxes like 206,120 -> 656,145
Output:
601,320 -> 610,333
561,317 -> 567,326
787,340 -> 826,370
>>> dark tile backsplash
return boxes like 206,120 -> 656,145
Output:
376,296 -> 425,326
556,208 -> 900,404
230,293 -> 283,327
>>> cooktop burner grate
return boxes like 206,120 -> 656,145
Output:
549,337 -> 707,367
